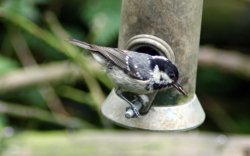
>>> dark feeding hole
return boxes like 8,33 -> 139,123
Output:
130,44 -> 162,56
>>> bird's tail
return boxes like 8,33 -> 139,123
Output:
67,38 -> 97,51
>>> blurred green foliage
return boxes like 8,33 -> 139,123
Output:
81,0 -> 121,44
201,0 -> 250,48
0,0 -> 121,132
0,55 -> 19,75
1,0 -> 46,20
0,0 -> 249,138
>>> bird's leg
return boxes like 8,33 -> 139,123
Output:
115,88 -> 140,117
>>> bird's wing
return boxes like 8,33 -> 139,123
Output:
96,46 -> 129,71
95,46 -> 147,80
68,39 -> 145,80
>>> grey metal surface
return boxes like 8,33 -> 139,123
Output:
102,90 -> 204,131
101,0 -> 205,130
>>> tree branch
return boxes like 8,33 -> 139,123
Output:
0,100 -> 94,128
0,61 -> 81,93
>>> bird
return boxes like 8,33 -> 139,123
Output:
68,38 -> 187,117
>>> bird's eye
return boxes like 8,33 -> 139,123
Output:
169,72 -> 175,79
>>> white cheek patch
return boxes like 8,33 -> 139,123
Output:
152,65 -> 173,84
152,65 -> 161,83
161,73 -> 173,84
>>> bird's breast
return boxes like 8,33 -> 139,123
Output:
106,65 -> 151,94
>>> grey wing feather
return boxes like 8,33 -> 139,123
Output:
68,39 -> 98,51
68,39 -> 127,68
127,52 -> 152,80
68,38 -> 143,79
95,46 -> 129,71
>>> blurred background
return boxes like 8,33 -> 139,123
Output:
0,0 -> 250,155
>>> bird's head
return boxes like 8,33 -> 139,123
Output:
150,56 -> 187,96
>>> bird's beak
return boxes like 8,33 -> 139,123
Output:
173,82 -> 188,96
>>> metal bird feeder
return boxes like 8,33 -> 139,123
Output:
101,0 -> 205,131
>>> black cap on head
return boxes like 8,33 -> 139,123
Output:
165,62 -> 179,83
150,57 -> 179,82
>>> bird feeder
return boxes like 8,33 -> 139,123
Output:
101,0 -> 205,131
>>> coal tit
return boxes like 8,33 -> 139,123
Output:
68,39 -> 187,117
